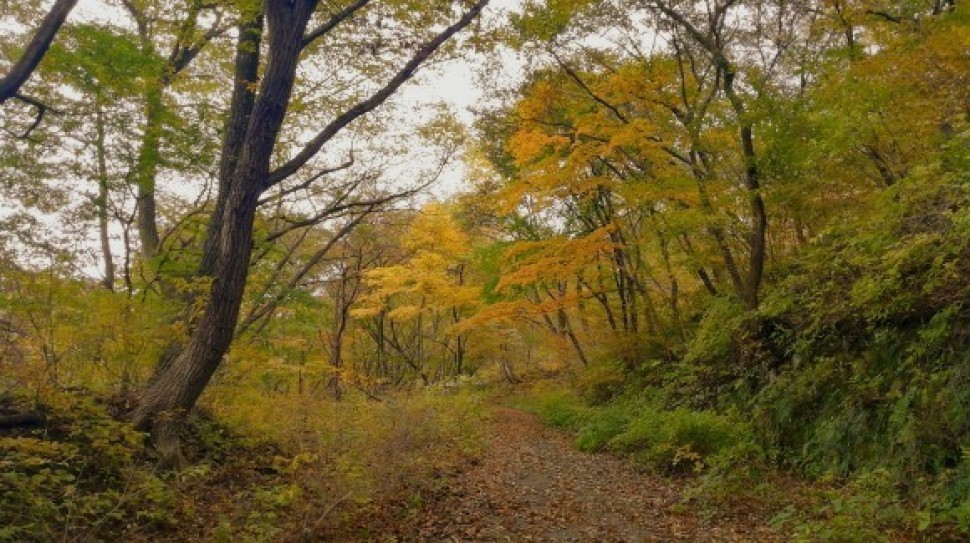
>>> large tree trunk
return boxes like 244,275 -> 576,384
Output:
144,12 -> 264,385
200,12 -> 264,277
132,1 -> 314,460
132,0 -> 489,465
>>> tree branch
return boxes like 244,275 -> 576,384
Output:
0,0 -> 78,104
11,93 -> 56,138
265,0 -> 490,189
302,0 -> 373,50
549,49 -> 629,124
266,184 -> 421,242
238,207 -> 378,335
256,155 -> 356,207
865,9 -> 904,24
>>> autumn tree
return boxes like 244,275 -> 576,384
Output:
119,0 -> 229,259
130,0 -> 491,461
356,203 -> 481,382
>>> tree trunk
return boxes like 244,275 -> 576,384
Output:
329,267 -> 351,400
132,1 -> 315,458
200,12 -> 264,277
94,104 -> 115,291
143,11 -> 264,384
657,1 -> 767,310
133,84 -> 164,258
132,0 -> 489,464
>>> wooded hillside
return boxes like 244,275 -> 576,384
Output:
1,0 -> 967,540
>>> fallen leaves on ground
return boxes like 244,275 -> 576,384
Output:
390,407 -> 777,542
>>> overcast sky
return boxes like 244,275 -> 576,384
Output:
0,0 -> 528,274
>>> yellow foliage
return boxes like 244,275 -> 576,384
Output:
207,383 -> 487,506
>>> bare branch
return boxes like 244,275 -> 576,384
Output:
866,9 -> 904,24
549,49 -> 629,124
266,184 -> 421,242
169,10 -> 229,76
238,207 -> 378,335
11,93 -> 55,138
256,155 -> 356,207
302,0 -> 373,50
265,0 -> 490,189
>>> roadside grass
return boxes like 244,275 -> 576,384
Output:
509,381 -> 965,542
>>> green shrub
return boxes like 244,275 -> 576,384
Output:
683,297 -> 745,367
575,403 -> 630,452
575,361 -> 627,405
608,406 -> 753,474
0,392 -> 174,542
517,387 -> 588,430
521,387 -> 756,476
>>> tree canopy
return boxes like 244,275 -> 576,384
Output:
1,0 -> 968,539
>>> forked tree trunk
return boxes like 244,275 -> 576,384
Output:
657,0 -> 767,310
132,2 -> 315,459
132,0 -> 489,464
125,2 -> 226,260
144,11 -> 264,384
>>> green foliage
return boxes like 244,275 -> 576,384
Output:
683,298 -> 745,367
690,127 -> 970,535
608,406 -> 754,475
0,392 -> 173,542
779,470 -> 908,543
517,387 -> 756,475
45,24 -> 161,95
510,0 -> 599,43
515,385 -> 588,430
574,402 -> 629,452
574,360 -> 626,405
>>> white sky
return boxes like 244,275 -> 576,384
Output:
0,0 -> 528,275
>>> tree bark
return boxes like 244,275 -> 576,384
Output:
143,10 -> 264,385
132,1 -> 316,447
132,0 -> 489,463
133,84 -> 164,258
200,12 -> 264,276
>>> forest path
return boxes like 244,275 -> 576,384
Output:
396,407 -> 776,542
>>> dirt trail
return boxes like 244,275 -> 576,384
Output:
397,407 -> 776,542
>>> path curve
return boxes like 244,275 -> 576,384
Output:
397,407 -> 776,542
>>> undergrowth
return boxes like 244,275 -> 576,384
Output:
513,384 -> 754,475
208,382 -> 488,540
0,383 -> 488,542
515,375 -> 967,542
0,391 -> 170,542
